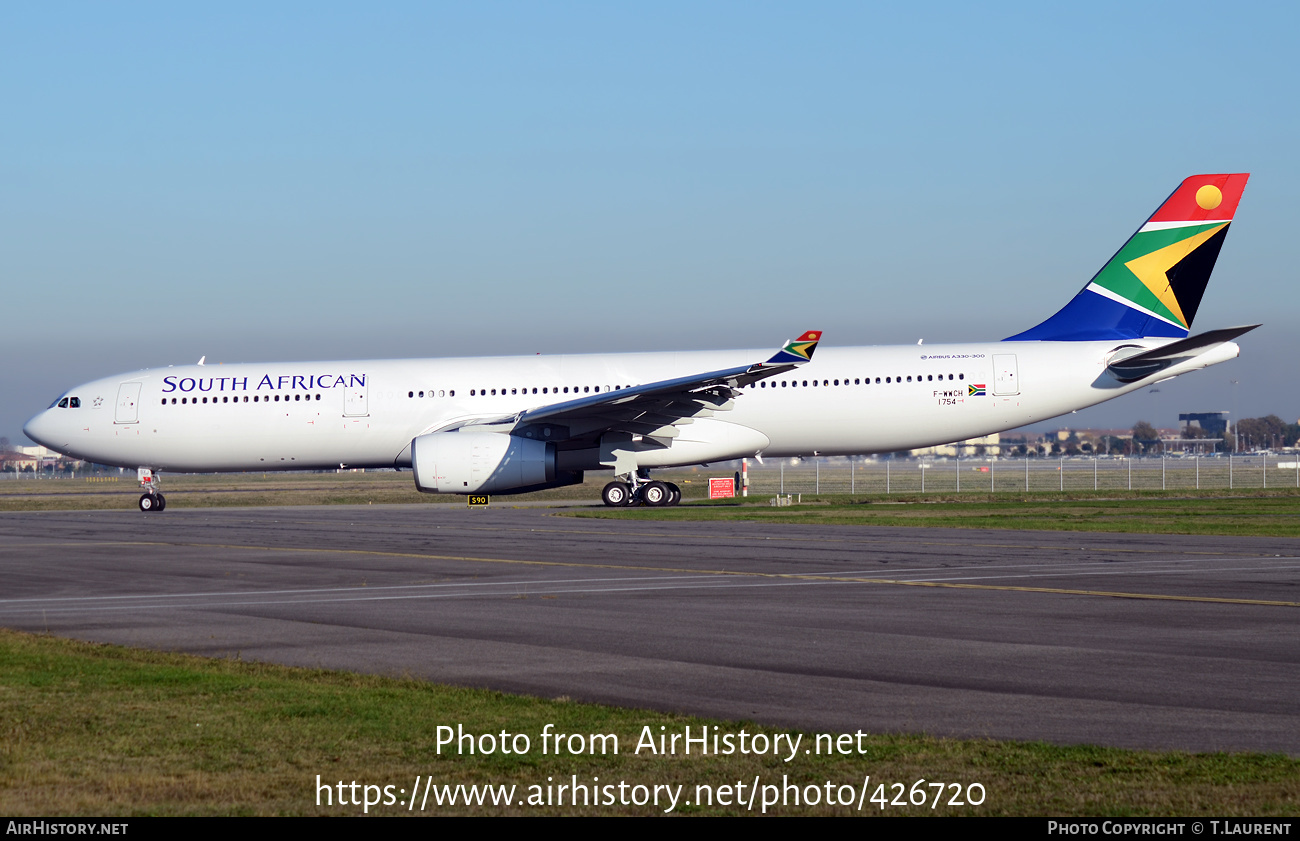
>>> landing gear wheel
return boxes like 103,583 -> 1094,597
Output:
139,494 -> 157,512
155,494 -> 166,512
642,481 -> 670,507
665,483 -> 681,506
601,481 -> 631,507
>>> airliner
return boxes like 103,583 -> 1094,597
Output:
24,173 -> 1256,511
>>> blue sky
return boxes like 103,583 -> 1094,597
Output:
4,2 -> 1298,442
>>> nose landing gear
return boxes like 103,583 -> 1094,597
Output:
137,467 -> 166,512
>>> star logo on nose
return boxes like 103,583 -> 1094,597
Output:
93,397 -> 103,407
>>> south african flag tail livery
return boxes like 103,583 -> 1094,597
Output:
1008,174 -> 1249,341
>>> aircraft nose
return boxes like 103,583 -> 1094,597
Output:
23,410 -> 55,448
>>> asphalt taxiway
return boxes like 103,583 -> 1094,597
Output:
1,504 -> 1297,754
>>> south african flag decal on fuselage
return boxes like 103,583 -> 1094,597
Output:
968,384 -> 986,397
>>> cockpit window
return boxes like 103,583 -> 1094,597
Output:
69,397 -> 80,408
57,398 -> 69,409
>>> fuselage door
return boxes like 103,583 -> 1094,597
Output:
115,382 -> 142,424
344,379 -> 369,417
993,354 -> 1020,396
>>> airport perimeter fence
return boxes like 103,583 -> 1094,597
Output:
739,455 -> 1300,496
0,472 -> 119,480
5,456 -> 1299,495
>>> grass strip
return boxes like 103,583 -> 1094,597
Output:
0,472 -> 536,511
572,492 -> 1300,537
0,629 -> 1296,816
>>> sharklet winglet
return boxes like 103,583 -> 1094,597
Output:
759,330 -> 822,368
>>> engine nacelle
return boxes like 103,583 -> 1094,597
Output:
411,431 -> 563,494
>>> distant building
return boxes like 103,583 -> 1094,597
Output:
911,433 -> 1001,458
1180,411 -> 1230,438
0,451 -> 39,472
3,445 -> 78,471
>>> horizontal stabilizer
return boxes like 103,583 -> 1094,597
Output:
1106,325 -> 1259,382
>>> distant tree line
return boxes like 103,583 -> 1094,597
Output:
1000,415 -> 1300,457
1232,415 -> 1300,452
1128,416 -> 1299,455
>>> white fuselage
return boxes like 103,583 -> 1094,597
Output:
23,338 -> 1236,477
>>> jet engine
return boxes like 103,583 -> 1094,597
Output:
411,431 -> 579,494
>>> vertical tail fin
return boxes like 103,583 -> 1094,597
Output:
1007,173 -> 1250,341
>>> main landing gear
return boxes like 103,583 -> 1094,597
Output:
137,467 -> 166,512
601,474 -> 681,507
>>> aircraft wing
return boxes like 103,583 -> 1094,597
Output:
448,330 -> 821,444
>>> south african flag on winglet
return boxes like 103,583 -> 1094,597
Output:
764,330 -> 822,366
1007,174 -> 1250,342
968,384 -> 986,397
